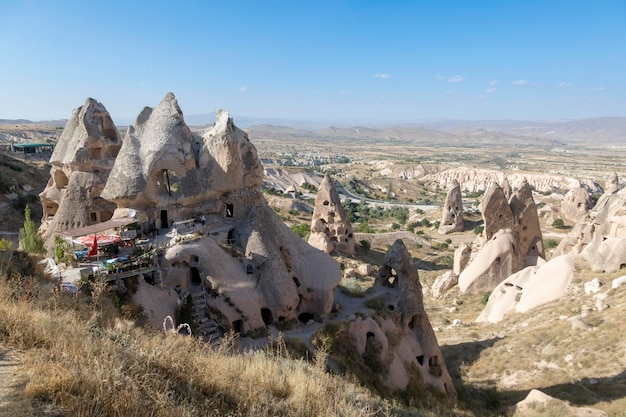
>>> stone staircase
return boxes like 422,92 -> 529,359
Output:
189,287 -> 223,344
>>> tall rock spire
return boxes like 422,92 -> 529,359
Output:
308,175 -> 355,255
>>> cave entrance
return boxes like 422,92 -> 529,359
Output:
190,267 -> 201,285
227,229 -> 235,245
298,312 -> 314,323
261,308 -> 274,325
160,210 -> 169,229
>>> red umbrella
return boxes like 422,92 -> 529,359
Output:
87,235 -> 98,257
75,234 -> 120,246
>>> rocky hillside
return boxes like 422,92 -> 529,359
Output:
421,167 -> 602,194
0,152 -> 49,238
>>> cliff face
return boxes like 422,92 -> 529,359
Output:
422,167 -> 602,194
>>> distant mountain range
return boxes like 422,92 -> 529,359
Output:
185,115 -> 626,144
2,115 -> 625,144
0,118 -> 67,127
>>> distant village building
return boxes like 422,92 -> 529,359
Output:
11,143 -> 55,154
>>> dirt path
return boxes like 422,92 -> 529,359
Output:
0,345 -> 28,416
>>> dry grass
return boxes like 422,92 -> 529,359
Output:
0,255 -> 395,417
432,259 -> 626,416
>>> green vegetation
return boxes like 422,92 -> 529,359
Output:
301,181 -> 317,192
545,238 -> 560,249
357,221 -> 374,233
342,199 -> 410,226
552,218 -> 566,229
18,206 -> 44,255
0,238 -> 14,251
590,192 -> 602,207
473,226 -> 484,235
53,235 -> 74,265
480,292 -> 492,305
290,223 -> 310,239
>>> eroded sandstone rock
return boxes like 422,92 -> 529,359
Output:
453,243 -> 471,275
460,179 -> 545,293
476,255 -> 574,323
344,240 -> 456,397
308,175 -> 355,255
42,93 -> 342,338
438,180 -> 464,234
514,389 -> 608,417
509,179 -> 545,260
458,229 -> 524,293
431,271 -> 458,298
555,173 -> 626,272
561,188 -> 592,222
39,98 -> 120,243
482,183 -> 514,241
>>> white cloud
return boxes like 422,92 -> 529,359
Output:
448,75 -> 464,83
485,88 -> 496,94
374,73 -> 390,79
239,86 -> 248,92
339,90 -> 352,95
489,80 -> 499,86
513,80 -> 532,85
558,82 -> 572,88
592,86 -> 606,91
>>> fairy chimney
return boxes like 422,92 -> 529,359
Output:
350,239 -> 458,397
308,175 -> 355,255
510,179 -> 545,260
39,98 -> 120,244
438,180 -> 464,234
481,183 -> 514,240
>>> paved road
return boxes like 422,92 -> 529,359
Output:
332,179 -> 439,211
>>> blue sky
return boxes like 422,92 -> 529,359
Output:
0,0 -> 624,122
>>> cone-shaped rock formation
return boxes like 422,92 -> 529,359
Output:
39,98 -> 120,242
308,175 -> 355,255
345,239 -> 458,397
459,179 -> 544,293
438,179 -> 464,234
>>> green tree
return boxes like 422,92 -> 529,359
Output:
19,205 -> 45,254
395,207 -> 409,224
359,239 -> 371,253
552,218 -> 565,229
